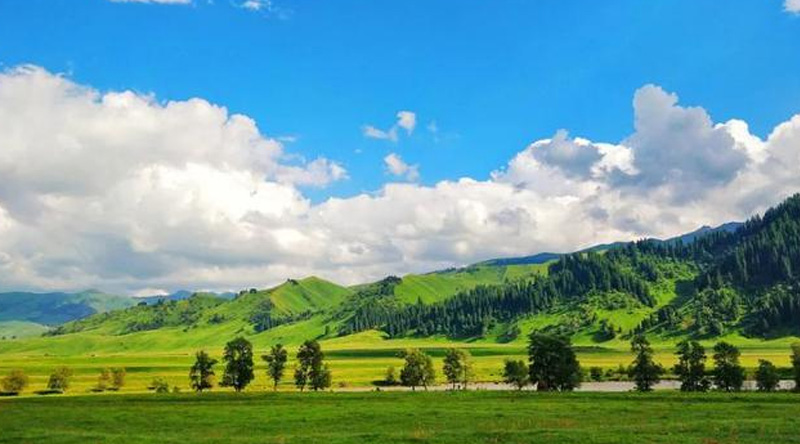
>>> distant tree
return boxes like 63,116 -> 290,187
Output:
502,359 -> 529,390
47,367 -> 73,392
189,350 -> 218,392
221,337 -> 255,392
97,368 -> 112,391
588,366 -> 604,382
295,340 -> 331,391
674,340 -> 710,392
111,368 -> 127,390
755,359 -> 780,392
791,343 -> 800,392
628,335 -> 663,392
2,369 -> 29,393
384,366 -> 398,385
712,342 -> 745,392
151,377 -> 170,393
528,333 -> 581,391
443,348 -> 472,390
262,344 -> 288,391
399,349 -> 436,391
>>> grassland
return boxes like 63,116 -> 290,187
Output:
0,262 -> 797,394
1,329 -> 798,393
2,391 -> 800,443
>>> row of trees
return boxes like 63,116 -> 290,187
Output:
628,336 -> 794,392
189,337 -> 332,393
383,348 -> 475,391
4,336 -> 799,395
499,333 -> 800,393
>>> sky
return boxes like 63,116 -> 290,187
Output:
0,0 -> 799,295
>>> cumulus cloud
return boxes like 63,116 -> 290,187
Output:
786,0 -> 800,14
363,110 -> 417,142
1,65 -> 799,294
384,153 -> 420,182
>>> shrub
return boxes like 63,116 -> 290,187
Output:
2,369 -> 29,394
111,368 -> 126,390
47,367 -> 73,392
755,359 -> 780,392
589,366 -> 604,382
150,378 -> 170,393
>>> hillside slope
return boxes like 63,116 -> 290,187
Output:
2,195 -> 799,356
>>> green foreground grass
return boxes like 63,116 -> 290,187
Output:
2,391 -> 799,443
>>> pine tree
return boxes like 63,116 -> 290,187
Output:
629,335 -> 663,392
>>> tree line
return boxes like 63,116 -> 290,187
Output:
3,336 -> 800,395
497,333 -> 800,393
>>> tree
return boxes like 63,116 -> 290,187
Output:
221,337 -> 255,392
791,343 -> 800,392
674,340 -> 710,392
47,367 -> 73,392
2,369 -> 29,393
443,348 -> 472,390
712,341 -> 745,392
295,340 -> 331,391
399,348 -> 436,391
262,344 -> 288,391
755,359 -> 780,392
111,368 -> 126,390
628,335 -> 663,392
528,333 -> 581,392
502,359 -> 529,390
189,350 -> 218,392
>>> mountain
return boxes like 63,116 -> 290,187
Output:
662,221 -> 742,244
2,194 -> 799,351
0,289 -> 136,338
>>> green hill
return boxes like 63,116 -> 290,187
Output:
2,195 -> 800,366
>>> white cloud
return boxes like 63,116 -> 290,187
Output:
239,0 -> 268,11
363,110 -> 417,142
362,125 -> 398,142
396,111 -> 417,134
786,0 -> 800,14
384,153 -> 420,182
1,65 -> 800,294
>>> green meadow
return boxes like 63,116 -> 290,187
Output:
1,330 -> 797,393
2,391 -> 800,443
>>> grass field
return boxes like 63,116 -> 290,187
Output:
1,332 -> 798,393
2,391 -> 800,443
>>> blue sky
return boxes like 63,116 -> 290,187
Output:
3,0 -> 799,201
1,0 -> 800,293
